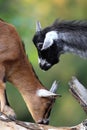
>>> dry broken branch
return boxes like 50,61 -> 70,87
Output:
69,76 -> 87,113
0,76 -> 87,130
0,114 -> 87,130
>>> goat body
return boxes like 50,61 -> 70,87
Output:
0,19 -> 58,124
33,20 -> 87,70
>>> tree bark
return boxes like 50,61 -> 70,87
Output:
0,116 -> 87,130
69,76 -> 87,113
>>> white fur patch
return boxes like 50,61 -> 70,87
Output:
42,31 -> 58,50
36,89 -> 57,97
38,58 -> 51,67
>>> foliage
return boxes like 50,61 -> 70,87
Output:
0,0 -> 87,126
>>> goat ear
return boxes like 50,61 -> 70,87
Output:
37,80 -> 61,97
36,21 -> 42,32
36,89 -> 58,97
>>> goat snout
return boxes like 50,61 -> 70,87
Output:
39,62 -> 51,71
39,58 -> 51,70
37,118 -> 49,125
39,58 -> 59,70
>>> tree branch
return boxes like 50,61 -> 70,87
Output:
69,76 -> 87,113
0,114 -> 87,130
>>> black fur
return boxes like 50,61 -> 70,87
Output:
32,19 -> 87,70
52,19 -> 87,31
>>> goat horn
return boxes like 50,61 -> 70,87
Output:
36,21 -> 42,32
50,81 -> 58,93
50,80 -> 61,97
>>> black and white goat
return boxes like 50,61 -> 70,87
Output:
33,20 -> 87,70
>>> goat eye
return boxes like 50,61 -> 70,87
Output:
37,43 -> 43,49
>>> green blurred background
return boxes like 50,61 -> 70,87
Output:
0,0 -> 87,127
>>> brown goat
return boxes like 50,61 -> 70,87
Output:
0,19 -> 59,124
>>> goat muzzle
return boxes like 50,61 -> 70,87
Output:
37,118 -> 49,125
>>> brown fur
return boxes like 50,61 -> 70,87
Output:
0,19 -> 54,123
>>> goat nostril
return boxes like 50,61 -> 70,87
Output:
37,119 -> 49,125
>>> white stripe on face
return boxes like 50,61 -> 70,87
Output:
42,31 -> 58,50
